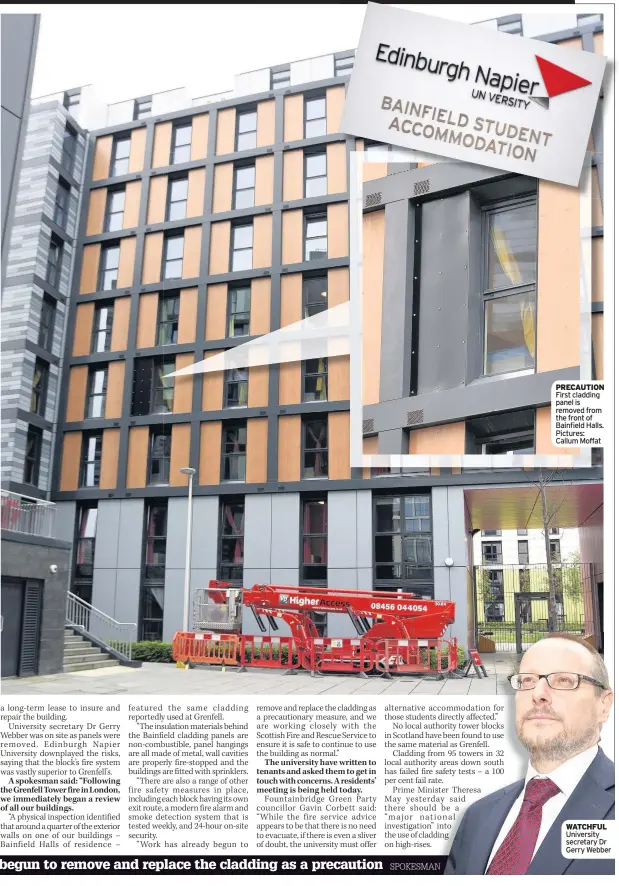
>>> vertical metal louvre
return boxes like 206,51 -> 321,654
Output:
18,580 -> 42,676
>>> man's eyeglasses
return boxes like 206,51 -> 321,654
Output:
508,672 -> 607,691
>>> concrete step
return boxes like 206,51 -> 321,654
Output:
63,659 -> 120,673
63,650 -> 113,664
64,638 -> 94,648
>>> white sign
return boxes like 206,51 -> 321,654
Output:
340,4 -> 606,186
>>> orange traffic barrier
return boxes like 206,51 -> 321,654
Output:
374,637 -> 458,676
239,635 -> 300,669
308,637 -> 375,673
172,631 -> 239,665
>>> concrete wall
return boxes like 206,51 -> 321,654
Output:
432,486 -> 469,647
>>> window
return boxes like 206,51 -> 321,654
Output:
218,500 -> 245,583
305,96 -> 327,138
98,244 -> 120,291
231,224 -> 253,271
483,198 -> 537,376
131,357 -> 175,415
152,359 -> 175,413
91,303 -> 114,353
157,293 -> 180,345
111,137 -> 131,177
23,426 -> 42,486
74,506 -> 97,605
335,54 -> 355,76
550,539 -> 561,563
303,275 -> 328,317
30,360 -> 48,416
222,423 -> 247,481
86,367 -> 107,418
305,152 -> 327,198
481,530 -> 501,537
484,570 -> 505,621
104,189 -> 125,232
468,409 -> 535,456
166,177 -> 188,221
234,165 -> 255,210
304,214 -> 327,261
483,434 -> 534,455
163,234 -> 184,279
171,123 -> 192,164
301,499 -> 327,583
81,434 -> 102,488
303,418 -> 328,479
303,358 -> 327,402
227,285 -> 251,337
140,503 -> 167,641
549,527 -> 560,535
518,540 -> 529,565
54,179 -> 70,228
482,541 -> 502,565
517,528 -> 528,536
62,127 -> 77,174
134,97 -> 152,120
236,110 -> 257,151
47,237 -> 62,288
225,368 -> 249,408
38,296 -> 56,352
374,495 -> 433,589
148,431 -> 171,485
271,67 -> 291,89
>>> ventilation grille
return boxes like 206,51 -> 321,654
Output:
365,192 -> 382,208
413,179 -> 430,197
19,580 -> 42,677
406,410 -> 424,427
363,418 -> 375,434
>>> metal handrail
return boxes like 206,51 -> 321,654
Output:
1,489 -> 56,538
66,591 -> 137,661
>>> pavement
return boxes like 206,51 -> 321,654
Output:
1,652 -> 520,696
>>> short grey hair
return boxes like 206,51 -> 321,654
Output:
541,633 -> 610,692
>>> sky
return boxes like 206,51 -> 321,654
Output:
9,3 -> 540,105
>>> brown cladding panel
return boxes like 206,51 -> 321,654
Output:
557,37 -> 583,50
152,122 -> 172,168
216,107 -> 236,156
363,210 -> 385,406
327,202 -> 348,258
327,142 -> 347,195
284,95 -> 303,142
136,292 -> 159,349
170,424 -> 192,486
281,209 -> 303,265
252,214 -> 272,269
142,232 -> 164,284
110,297 -> 130,352
86,188 -> 106,236
409,423 -> 466,455
280,273 -> 302,328
147,175 -> 167,225
59,432 -> 82,491
205,284 -> 228,340
178,287 -> 198,344
326,85 -> 345,134
105,361 -> 125,419
364,161 -> 389,182
592,238 -> 603,303
255,155 -> 274,207
328,412 -> 350,479
212,162 -> 233,213
182,226 -> 201,279
250,278 -> 270,336
362,435 -> 378,479
66,366 -> 88,422
123,180 -> 141,229
328,356 -> 350,401
278,362 -> 301,406
79,243 -> 101,294
73,303 -> 95,356
248,366 -> 269,408
187,168 -> 206,218
199,422 -> 222,485
536,406 -> 579,454
99,428 -> 120,489
209,221 -> 231,274
257,100 -> 276,147
117,236 -> 136,288
128,128 -> 147,173
173,353 -> 195,414
246,418 -> 268,483
278,415 -> 301,481
328,266 -> 349,308
92,136 -> 113,181
592,313 -> 604,379
283,150 -> 304,202
126,426 -> 149,488
191,113 -> 209,160
201,350 -> 224,411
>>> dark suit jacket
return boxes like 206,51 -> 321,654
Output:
444,747 -> 614,875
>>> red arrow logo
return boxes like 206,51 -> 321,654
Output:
535,55 -> 592,98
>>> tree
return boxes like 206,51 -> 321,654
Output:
533,468 -> 574,633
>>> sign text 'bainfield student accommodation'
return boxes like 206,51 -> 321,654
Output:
341,4 -> 606,186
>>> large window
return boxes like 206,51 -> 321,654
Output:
236,110 -> 257,151
301,499 -> 327,583
140,503 -> 167,641
305,153 -> 327,198
303,358 -> 327,402
61,127 -> 77,174
218,499 -> 245,584
38,295 -> 56,351
144,504 -> 167,580
47,237 -> 62,288
80,434 -> 102,488
303,275 -> 328,318
303,418 -> 328,479
91,303 -> 114,353
483,198 -> 537,376
152,359 -> 175,413
98,244 -> 120,291
550,539 -> 561,563
86,367 -> 107,418
157,293 -> 180,345
148,431 -> 171,485
482,541 -> 502,565
163,234 -> 184,280
30,360 -> 48,416
166,177 -> 188,221
225,368 -> 249,408
74,506 -> 97,604
304,214 -> 327,261
518,540 -> 529,565
23,426 -> 42,486
222,423 -> 247,481
131,357 -> 175,415
231,224 -> 253,271
374,495 -> 433,590
54,179 -> 70,229
305,96 -> 327,138
227,285 -> 251,337
104,189 -> 125,232
111,136 -> 131,177
171,123 -> 192,164
234,165 -> 255,210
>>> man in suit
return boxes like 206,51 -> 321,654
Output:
445,634 -> 614,875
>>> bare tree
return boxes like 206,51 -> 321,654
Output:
533,469 -> 573,633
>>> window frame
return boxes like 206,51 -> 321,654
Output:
304,94 -> 327,139
23,426 -> 42,486
151,357 -> 176,414
54,178 -> 70,229
302,357 -> 328,402
227,284 -> 251,338
80,433 -> 103,488
218,498 -> 245,585
236,108 -> 258,152
111,136 -> 131,177
139,502 -> 168,640
170,122 -> 192,165
517,539 -> 529,565
481,541 -> 503,565
304,212 -> 328,263
147,430 -> 172,486
304,151 -> 327,198
233,164 -> 256,210
302,416 -> 328,479
156,292 -> 180,345
221,422 -> 247,482
162,232 -> 184,280
373,494 -> 433,592
224,367 -> 249,409
303,274 -> 328,318
61,126 -> 77,175
91,302 -> 115,353
38,295 -> 56,352
300,498 -> 328,586
230,222 -> 254,272
74,505 -> 98,584
46,237 -> 63,289
30,359 -> 49,417
104,188 -> 126,232
166,175 -> 189,222
86,366 -> 108,419
98,242 -> 121,291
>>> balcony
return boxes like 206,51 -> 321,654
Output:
1,490 -> 56,539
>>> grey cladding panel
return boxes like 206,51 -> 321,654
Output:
417,193 -> 470,396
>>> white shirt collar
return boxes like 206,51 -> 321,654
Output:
525,744 -> 600,797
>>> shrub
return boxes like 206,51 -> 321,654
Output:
429,644 -> 468,671
129,641 -> 174,663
